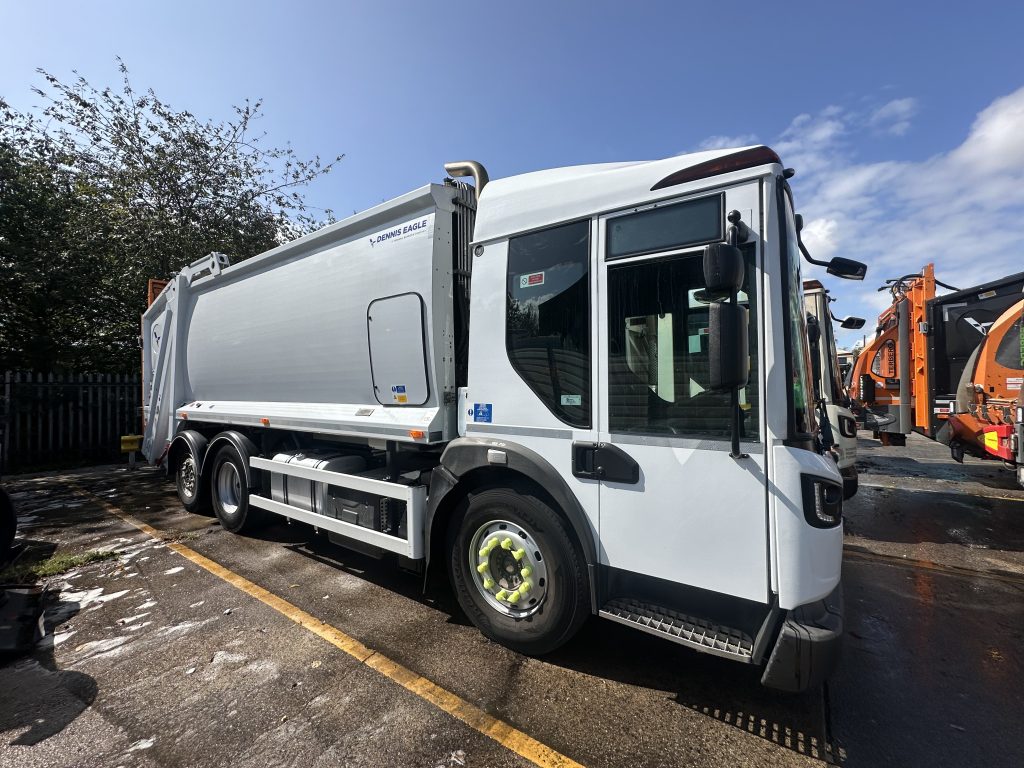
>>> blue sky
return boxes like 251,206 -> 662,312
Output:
3,1 -> 1023,347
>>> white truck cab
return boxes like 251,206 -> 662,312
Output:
142,146 -> 865,691
804,280 -> 863,498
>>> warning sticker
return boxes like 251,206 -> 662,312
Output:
1008,377 -> 1023,391
984,431 -> 1000,451
392,385 -> 408,404
519,272 -> 545,289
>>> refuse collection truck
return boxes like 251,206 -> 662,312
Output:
945,298 -> 1024,486
804,280 -> 864,498
141,145 -> 866,691
850,265 -> 1023,484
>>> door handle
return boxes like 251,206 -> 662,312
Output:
572,442 -> 639,484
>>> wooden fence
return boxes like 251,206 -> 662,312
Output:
1,372 -> 141,473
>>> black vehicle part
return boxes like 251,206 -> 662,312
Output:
208,443 -> 264,534
204,431 -> 259,491
571,442 -> 639,483
170,430 -> 210,513
761,584 -> 843,692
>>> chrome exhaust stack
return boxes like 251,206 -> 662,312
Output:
444,160 -> 489,203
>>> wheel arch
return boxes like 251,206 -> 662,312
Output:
168,429 -> 209,477
202,430 -> 260,489
425,437 -> 599,611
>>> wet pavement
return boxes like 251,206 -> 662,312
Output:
1,432 -> 1022,767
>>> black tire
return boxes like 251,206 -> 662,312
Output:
447,484 -> 588,656
175,450 -> 210,514
208,445 -> 261,534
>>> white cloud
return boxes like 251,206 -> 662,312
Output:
695,133 -> 759,151
869,97 -> 918,136
948,87 -> 1024,174
800,217 -> 839,261
697,87 -> 1024,347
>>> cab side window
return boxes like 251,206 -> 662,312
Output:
994,315 -> 1023,370
506,221 -> 591,427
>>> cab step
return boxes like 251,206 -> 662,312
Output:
599,598 -> 754,662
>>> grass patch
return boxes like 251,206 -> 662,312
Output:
0,549 -> 118,584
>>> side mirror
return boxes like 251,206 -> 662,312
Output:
859,373 -> 876,404
708,301 -> 749,391
702,243 -> 744,296
827,257 -> 867,281
840,316 -> 866,330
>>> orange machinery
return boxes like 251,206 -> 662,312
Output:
946,299 -> 1023,484
850,265 -> 1024,481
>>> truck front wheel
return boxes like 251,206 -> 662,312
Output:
209,445 -> 261,533
448,484 -> 588,656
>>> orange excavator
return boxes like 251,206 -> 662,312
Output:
849,265 -> 1024,487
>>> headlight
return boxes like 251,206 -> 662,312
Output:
801,475 -> 843,528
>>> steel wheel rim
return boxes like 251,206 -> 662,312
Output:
468,518 -> 549,617
180,455 -> 197,498
215,461 -> 242,515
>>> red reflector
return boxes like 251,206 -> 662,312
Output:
178,412 -> 188,420
260,417 -> 270,426
651,146 -> 782,191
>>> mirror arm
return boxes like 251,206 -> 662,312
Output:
727,209 -> 750,248
729,388 -> 747,460
798,237 -> 831,268
724,211 -> 749,460
727,280 -> 747,460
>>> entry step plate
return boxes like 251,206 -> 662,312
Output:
599,598 -> 753,662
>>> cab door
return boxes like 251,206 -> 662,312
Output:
593,184 -> 769,603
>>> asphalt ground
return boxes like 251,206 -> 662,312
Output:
1,432 -> 1022,767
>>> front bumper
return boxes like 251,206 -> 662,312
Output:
761,583 -> 843,692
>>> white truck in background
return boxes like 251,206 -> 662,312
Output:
804,280 -> 865,498
141,146 -> 866,691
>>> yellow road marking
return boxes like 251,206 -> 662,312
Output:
75,487 -> 584,768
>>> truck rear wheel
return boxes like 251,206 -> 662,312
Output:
209,445 -> 261,533
448,484 -> 588,656
175,451 -> 209,514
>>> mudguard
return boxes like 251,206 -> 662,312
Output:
168,430 -> 209,477
204,431 -> 260,489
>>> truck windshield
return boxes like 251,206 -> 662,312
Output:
782,191 -> 816,438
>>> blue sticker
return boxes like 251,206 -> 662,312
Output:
392,385 -> 406,393
473,403 -> 492,423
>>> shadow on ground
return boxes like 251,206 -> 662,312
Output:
0,590 -> 97,746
